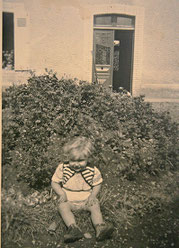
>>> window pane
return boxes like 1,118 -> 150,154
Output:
116,16 -> 134,27
95,32 -> 111,65
94,14 -> 135,28
94,15 -> 111,25
113,49 -> 120,71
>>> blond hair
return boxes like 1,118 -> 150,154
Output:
63,136 -> 94,160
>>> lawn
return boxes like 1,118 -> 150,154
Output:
2,169 -> 179,248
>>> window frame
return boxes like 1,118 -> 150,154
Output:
94,14 -> 135,29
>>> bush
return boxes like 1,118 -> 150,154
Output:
2,71 -> 179,188
2,50 -> 14,70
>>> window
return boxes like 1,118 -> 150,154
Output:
95,32 -> 112,65
94,14 -> 135,28
2,12 -> 14,70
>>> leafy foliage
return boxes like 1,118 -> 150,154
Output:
2,71 -> 179,188
2,50 -> 14,70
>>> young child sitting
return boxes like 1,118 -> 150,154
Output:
50,136 -> 114,243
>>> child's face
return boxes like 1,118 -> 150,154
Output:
69,158 -> 87,172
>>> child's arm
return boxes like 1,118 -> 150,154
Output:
51,181 -> 67,202
88,184 -> 101,205
91,184 -> 101,198
87,166 -> 103,205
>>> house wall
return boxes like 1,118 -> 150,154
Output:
26,0 -> 85,80
2,0 -> 179,101
138,0 -> 179,101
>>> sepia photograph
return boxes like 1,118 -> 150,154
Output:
1,0 -> 179,247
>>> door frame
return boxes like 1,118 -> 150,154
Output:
93,25 -> 135,92
83,5 -> 144,96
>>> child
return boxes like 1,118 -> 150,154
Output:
50,136 -> 114,243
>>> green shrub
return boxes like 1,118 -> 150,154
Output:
2,71 -> 178,188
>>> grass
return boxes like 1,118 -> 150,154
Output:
2,169 -> 179,248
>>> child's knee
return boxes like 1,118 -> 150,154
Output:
87,198 -> 100,209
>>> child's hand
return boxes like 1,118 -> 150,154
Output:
58,192 -> 67,203
87,195 -> 98,207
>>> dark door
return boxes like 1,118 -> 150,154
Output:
2,12 -> 14,69
113,30 -> 134,92
3,12 -> 14,51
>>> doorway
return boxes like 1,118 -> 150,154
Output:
93,29 -> 134,93
113,30 -> 134,92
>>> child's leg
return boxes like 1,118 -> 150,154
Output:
58,201 -> 76,227
59,201 -> 83,243
86,199 -> 104,226
86,199 -> 114,241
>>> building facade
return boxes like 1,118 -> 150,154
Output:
2,0 -> 179,102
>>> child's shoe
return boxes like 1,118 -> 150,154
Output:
95,223 -> 114,241
64,224 -> 83,243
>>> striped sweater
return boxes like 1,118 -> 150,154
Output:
62,163 -> 95,187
